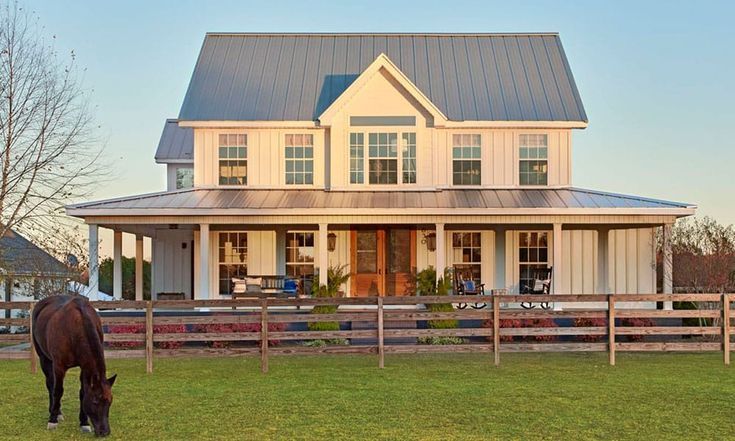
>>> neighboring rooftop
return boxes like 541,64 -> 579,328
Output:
0,228 -> 72,277
67,188 -> 694,216
178,33 -> 587,123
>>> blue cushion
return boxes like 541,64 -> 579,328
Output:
283,279 -> 298,293
463,280 -> 476,291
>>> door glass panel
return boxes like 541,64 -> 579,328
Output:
387,229 -> 411,274
356,231 -> 377,273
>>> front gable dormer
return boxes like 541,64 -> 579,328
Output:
318,53 -> 447,128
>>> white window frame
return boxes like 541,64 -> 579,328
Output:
218,133 -> 248,186
519,134 -> 549,186
284,134 -> 314,186
452,134 -> 483,186
451,231 -> 482,284
347,129 -> 418,186
517,230 -> 550,291
285,231 -> 316,284
217,231 -> 248,296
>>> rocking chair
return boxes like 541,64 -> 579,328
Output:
452,266 -> 487,310
520,267 -> 553,310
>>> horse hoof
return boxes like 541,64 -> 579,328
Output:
57,414 -> 64,422
80,425 -> 92,433
47,422 -> 58,430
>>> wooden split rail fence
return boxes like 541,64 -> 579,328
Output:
0,294 -> 732,374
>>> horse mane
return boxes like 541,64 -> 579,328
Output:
78,300 -> 107,378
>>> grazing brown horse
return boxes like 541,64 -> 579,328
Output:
32,295 -> 116,437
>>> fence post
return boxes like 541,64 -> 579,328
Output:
261,298 -> 269,374
29,302 -> 37,374
493,294 -> 500,366
608,295 -> 616,366
145,301 -> 153,374
377,297 -> 384,369
723,294 -> 730,366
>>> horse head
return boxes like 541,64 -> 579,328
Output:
82,374 -> 116,437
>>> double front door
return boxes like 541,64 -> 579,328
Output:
350,228 -> 416,296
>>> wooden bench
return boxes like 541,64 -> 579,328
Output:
231,275 -> 298,299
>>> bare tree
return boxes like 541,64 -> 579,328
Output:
0,1 -> 103,251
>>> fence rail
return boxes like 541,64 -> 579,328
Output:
0,293 -> 732,374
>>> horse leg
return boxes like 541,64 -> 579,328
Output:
38,354 -> 56,424
79,377 -> 92,433
47,365 -> 65,429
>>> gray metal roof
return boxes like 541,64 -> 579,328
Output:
155,119 -> 193,163
0,228 -> 73,277
178,33 -> 587,122
67,188 -> 693,215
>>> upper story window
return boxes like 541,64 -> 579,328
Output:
350,131 -> 416,185
285,134 -> 314,185
519,134 -> 548,186
350,133 -> 364,184
452,134 -> 481,186
175,167 -> 194,189
218,134 -> 247,185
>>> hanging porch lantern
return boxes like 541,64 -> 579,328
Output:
327,232 -> 337,252
423,232 -> 437,252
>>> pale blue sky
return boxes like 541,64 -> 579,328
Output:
26,0 -> 735,253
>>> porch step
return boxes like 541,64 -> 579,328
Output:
351,319 -> 417,345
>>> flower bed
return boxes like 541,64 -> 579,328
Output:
106,324 -> 186,349
192,322 -> 286,348
482,318 -> 558,342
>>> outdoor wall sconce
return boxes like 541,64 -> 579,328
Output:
327,232 -> 337,252
422,231 -> 437,252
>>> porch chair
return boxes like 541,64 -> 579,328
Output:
452,266 -> 487,310
520,266 -> 553,310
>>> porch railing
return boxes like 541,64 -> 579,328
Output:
0,294 -> 732,374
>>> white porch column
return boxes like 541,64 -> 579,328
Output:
552,223 -> 563,310
199,224 -> 210,300
113,231 -> 123,300
88,224 -> 99,300
597,228 -> 609,294
662,223 -> 673,310
135,234 -> 144,301
318,223 -> 329,287
435,223 -> 446,284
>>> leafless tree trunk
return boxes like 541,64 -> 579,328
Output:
0,1 -> 104,251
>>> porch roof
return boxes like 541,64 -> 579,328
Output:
66,188 -> 695,218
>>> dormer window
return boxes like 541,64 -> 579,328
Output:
519,134 -> 548,186
218,134 -> 247,185
285,134 -> 314,185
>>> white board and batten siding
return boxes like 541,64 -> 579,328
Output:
191,65 -> 573,191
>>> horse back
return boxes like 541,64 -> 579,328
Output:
33,295 -> 103,369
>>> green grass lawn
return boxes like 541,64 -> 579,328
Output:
0,353 -> 733,440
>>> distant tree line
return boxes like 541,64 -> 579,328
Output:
657,216 -> 735,293
98,257 -> 151,300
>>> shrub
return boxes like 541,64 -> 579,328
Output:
521,318 -> 558,342
153,324 -> 186,350
427,270 -> 458,329
621,317 -> 655,342
106,324 -> 144,349
417,336 -> 466,345
107,323 -> 187,349
308,267 -> 350,334
482,318 -> 559,342
193,322 -> 285,348
416,267 -> 437,296
573,317 -> 608,342
482,318 -> 518,343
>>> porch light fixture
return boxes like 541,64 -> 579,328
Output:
327,232 -> 337,252
422,231 -> 437,252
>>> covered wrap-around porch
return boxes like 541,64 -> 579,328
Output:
66,188 -> 694,309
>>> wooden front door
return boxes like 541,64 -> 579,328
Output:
351,228 -> 416,297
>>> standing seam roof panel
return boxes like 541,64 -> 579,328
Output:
178,34 -> 587,122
